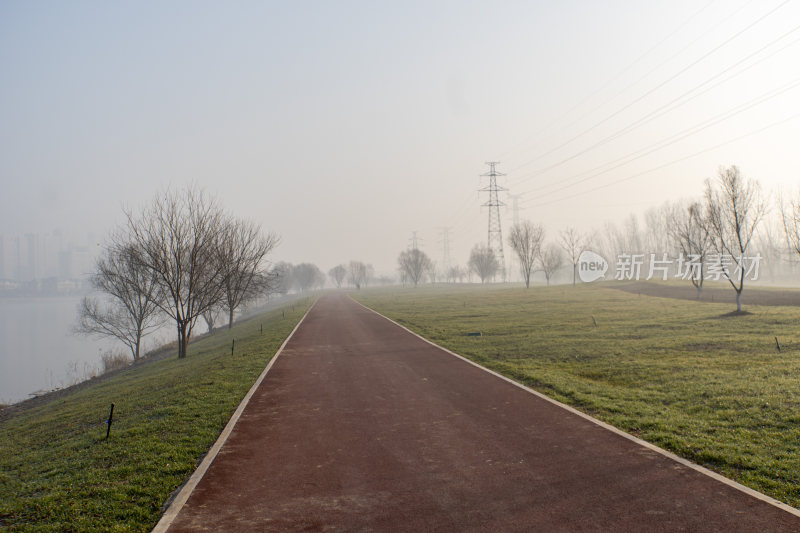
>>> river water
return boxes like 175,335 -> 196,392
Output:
0,296 -> 168,404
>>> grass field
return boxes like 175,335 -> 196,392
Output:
353,284 -> 800,508
0,297 -> 313,533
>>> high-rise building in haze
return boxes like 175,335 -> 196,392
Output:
0,233 -> 6,279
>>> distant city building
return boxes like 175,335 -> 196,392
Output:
0,233 -> 6,279
0,230 -> 98,285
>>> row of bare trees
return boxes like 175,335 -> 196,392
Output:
593,166 -> 766,311
271,262 -> 325,294
76,187 -> 278,359
505,223 -> 578,288
394,241 -> 563,287
504,166 -> 774,309
328,261 -> 372,289
576,165 -> 800,312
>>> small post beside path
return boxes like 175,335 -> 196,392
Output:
105,403 -> 115,440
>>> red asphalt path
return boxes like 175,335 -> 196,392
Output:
160,294 -> 800,532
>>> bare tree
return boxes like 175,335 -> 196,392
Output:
292,263 -> 323,292
755,219 -> 784,283
348,260 -> 368,289
508,221 -> 545,288
468,244 -> 499,284
559,227 -> 586,286
76,243 -> 162,360
643,204 -> 675,257
781,191 -> 800,276
704,166 -> 766,312
201,306 -> 222,334
271,262 -> 293,295
539,243 -> 563,286
669,202 -> 711,298
218,218 -> 279,328
125,186 -> 229,358
328,264 -> 347,288
428,262 -> 439,284
397,248 -> 432,287
363,264 -> 376,288
446,265 -> 465,283
313,269 -> 326,290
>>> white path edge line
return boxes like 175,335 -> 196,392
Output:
152,301 -> 317,533
350,296 -> 800,519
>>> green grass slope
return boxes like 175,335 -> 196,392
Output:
0,298 -> 313,532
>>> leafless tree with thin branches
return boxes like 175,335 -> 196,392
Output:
292,263 -> 323,292
559,227 -> 586,287
348,260 -> 368,289
508,221 -> 545,288
124,186 -> 230,358
468,244 -> 499,284
328,264 -> 347,288
271,262 -> 293,295
669,201 -> 712,298
201,306 -> 223,333
704,166 -> 766,312
218,218 -> 279,328
539,243 -> 563,286
75,242 -> 163,360
397,248 -> 432,287
780,191 -> 800,274
446,265 -> 466,283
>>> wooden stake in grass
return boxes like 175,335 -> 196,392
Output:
231,338 -> 235,356
591,316 -> 598,328
260,324 -> 263,335
775,336 -> 781,352
105,403 -> 115,440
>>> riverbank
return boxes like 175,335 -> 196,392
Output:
0,295 -> 314,532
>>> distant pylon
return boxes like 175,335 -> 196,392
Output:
438,227 -> 452,272
409,231 -> 422,251
480,162 -> 507,281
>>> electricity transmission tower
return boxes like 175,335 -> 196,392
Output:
480,162 -> 507,280
409,231 -> 422,251
438,227 -> 452,272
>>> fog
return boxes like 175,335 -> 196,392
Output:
2,0 -> 800,277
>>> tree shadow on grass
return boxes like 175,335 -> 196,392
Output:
711,310 -> 754,319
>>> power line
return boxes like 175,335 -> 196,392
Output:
526,111 -> 800,208
508,194 -> 522,227
497,0 -> 718,163
506,0 -> 789,176
510,20 -> 800,191
518,75 -> 800,200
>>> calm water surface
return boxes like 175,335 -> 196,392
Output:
0,297 -> 154,403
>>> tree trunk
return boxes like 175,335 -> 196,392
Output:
228,308 -> 234,329
573,264 -> 577,286
134,336 -> 141,361
736,291 -> 742,312
178,321 -> 188,358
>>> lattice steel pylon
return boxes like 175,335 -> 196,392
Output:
438,227 -> 452,272
480,162 -> 507,281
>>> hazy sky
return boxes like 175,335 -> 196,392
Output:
2,0 -> 800,274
